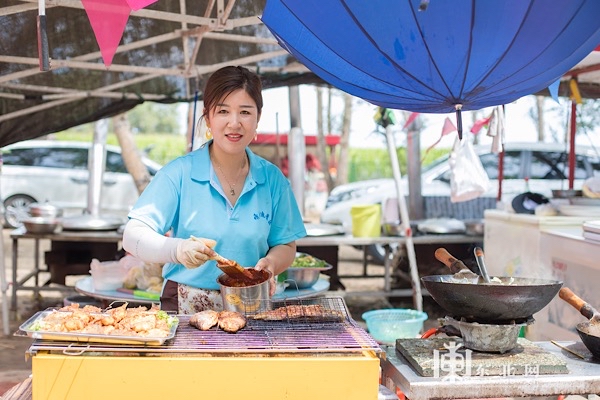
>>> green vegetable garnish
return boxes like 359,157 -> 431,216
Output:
157,310 -> 178,327
291,254 -> 327,268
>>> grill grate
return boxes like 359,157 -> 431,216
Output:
27,297 -> 381,355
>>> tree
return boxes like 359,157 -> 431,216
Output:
128,102 -> 182,135
113,113 -> 151,194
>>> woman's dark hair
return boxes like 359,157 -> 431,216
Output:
202,66 -> 263,118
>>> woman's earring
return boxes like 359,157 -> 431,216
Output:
205,127 -> 213,140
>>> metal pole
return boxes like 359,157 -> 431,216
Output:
385,125 -> 423,312
288,127 -> 305,216
88,119 -> 108,217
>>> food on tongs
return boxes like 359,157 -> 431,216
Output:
189,310 -> 247,333
190,236 -> 254,280
251,304 -> 344,322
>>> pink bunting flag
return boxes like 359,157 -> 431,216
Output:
81,0 -> 132,67
402,112 -> 420,130
470,116 -> 492,134
441,117 -> 457,136
126,0 -> 158,11
421,117 -> 456,162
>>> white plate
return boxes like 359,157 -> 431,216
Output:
558,204 -> 600,217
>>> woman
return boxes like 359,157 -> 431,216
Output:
122,66 -> 306,313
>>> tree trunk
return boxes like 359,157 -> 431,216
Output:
113,113 -> 151,194
536,95 -> 545,142
336,93 -> 353,185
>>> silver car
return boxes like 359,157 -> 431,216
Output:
321,142 -> 600,263
1,140 -> 162,228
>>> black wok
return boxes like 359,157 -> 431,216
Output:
559,287 -> 600,359
421,275 -> 563,322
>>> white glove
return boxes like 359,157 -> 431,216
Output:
176,236 -> 217,269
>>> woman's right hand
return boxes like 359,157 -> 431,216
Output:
176,237 -> 217,268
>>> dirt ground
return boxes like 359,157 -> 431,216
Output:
0,229 -> 444,396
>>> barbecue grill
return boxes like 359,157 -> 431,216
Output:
22,297 -> 383,399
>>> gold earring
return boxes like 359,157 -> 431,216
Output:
205,127 -> 212,140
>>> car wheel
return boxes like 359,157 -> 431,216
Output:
366,243 -> 399,265
4,194 -> 36,229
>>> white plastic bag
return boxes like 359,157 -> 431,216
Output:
449,137 -> 490,202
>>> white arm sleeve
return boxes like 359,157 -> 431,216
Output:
122,219 -> 182,264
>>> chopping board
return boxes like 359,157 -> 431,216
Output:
396,338 -> 568,377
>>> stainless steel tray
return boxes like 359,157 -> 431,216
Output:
19,310 -> 178,345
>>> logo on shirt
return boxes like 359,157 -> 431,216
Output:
253,211 -> 272,225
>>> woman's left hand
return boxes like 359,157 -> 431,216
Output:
254,258 -> 276,296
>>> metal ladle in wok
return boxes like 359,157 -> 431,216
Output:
559,287 -> 600,359
421,248 -> 563,322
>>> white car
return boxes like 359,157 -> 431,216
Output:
321,142 -> 600,262
1,140 -> 162,228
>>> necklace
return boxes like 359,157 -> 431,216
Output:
213,156 -> 246,196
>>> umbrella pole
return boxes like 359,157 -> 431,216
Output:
37,0 -> 50,71
569,100 -> 577,189
385,125 -> 423,312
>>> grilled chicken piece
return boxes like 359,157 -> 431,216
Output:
189,310 -> 219,331
217,311 -> 247,333
251,305 -> 344,321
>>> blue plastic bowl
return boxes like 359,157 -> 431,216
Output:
361,309 -> 428,343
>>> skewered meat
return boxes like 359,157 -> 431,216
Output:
217,311 -> 247,333
251,304 -> 344,321
189,310 -> 219,331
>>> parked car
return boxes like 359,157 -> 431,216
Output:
321,142 -> 600,263
0,140 -> 162,228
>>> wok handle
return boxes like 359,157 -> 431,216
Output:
434,248 -> 468,274
559,287 -> 597,321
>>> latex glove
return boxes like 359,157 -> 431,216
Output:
176,236 -> 217,269
253,258 -> 276,296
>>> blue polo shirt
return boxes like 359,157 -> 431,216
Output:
128,143 -> 307,290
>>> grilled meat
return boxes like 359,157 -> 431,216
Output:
251,304 -> 344,321
189,310 -> 219,331
217,311 -> 247,333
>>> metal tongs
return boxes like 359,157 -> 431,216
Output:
434,248 -> 481,283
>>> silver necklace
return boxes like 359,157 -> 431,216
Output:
213,156 -> 246,196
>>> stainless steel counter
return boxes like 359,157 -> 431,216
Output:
380,341 -> 600,400
9,227 -> 122,315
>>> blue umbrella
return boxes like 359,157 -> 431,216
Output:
263,0 -> 600,312
262,0 -> 600,136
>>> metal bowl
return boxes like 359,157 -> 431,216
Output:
285,264 -> 332,289
22,217 -> 61,234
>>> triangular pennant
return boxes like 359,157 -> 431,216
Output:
126,0 -> 158,11
470,116 -> 492,134
548,79 -> 561,104
421,117 -> 455,162
441,117 -> 457,136
81,0 -> 131,67
402,112 -> 420,130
